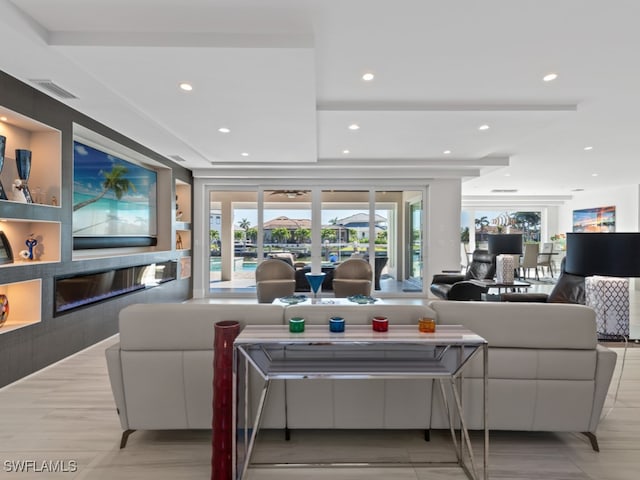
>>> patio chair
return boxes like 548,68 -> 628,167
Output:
255,259 -> 295,303
332,258 -> 372,297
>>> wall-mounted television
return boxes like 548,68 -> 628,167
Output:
73,140 -> 158,249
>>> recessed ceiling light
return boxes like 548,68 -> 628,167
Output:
543,73 -> 558,82
591,173 -> 599,177
443,150 -> 451,155
342,149 -> 350,154
362,72 -> 375,81
348,123 -> 360,131
218,127 -> 230,133
0,116 -> 7,122
241,152 -> 249,157
478,124 -> 490,131
179,82 -> 193,91
584,146 -> 593,151
504,173 -> 511,177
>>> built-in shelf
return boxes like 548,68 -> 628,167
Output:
0,219 -> 61,266
175,181 -> 191,223
0,278 -> 41,333
0,105 -> 61,209
175,180 -> 192,251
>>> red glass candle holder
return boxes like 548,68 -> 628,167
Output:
372,316 -> 388,332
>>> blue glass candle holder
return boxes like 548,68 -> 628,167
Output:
329,316 -> 345,333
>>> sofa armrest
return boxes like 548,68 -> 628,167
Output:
500,292 -> 549,302
431,273 -> 465,285
105,343 -> 129,430
589,344 -> 617,433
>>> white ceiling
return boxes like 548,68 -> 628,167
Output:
2,0 -> 640,199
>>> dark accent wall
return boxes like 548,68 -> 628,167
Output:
0,71 -> 193,387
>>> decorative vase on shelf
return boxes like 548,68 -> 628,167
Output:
0,294 -> 8,328
25,234 -> 38,260
0,135 -> 7,200
15,149 -> 33,203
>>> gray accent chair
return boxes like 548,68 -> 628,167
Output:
255,259 -> 296,303
332,258 -> 372,297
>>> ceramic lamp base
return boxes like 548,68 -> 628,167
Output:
496,254 -> 515,284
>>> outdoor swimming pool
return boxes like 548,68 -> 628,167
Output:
210,257 -> 257,272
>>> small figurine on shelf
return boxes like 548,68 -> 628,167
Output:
176,233 -> 183,250
51,195 -> 58,206
12,179 -> 29,203
176,194 -> 183,220
25,234 -> 37,260
0,293 -> 9,328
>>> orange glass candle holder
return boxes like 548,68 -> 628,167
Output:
418,317 -> 436,333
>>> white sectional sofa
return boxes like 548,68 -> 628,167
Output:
106,300 -> 616,450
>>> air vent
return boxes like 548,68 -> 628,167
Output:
28,79 -> 77,99
168,155 -> 187,163
491,189 -> 518,193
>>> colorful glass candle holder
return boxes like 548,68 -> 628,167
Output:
329,316 -> 345,333
418,317 -> 436,333
372,315 -> 388,332
289,317 -> 305,333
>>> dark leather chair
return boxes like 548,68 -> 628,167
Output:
501,257 -> 585,304
430,250 -> 496,301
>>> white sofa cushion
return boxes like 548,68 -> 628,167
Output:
429,300 -> 597,349
119,303 -> 285,350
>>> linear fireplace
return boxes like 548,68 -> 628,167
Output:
54,261 -> 177,316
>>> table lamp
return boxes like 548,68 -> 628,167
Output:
565,232 -> 640,340
488,234 -> 523,284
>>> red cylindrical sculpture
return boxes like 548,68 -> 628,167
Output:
211,320 -> 241,480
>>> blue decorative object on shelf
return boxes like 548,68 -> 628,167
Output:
15,149 -> 33,203
25,234 -> 37,260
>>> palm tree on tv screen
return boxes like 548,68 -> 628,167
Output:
73,164 -> 136,211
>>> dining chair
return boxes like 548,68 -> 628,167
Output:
519,243 -> 540,280
536,242 -> 554,278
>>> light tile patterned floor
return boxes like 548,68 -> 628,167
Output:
0,336 -> 639,479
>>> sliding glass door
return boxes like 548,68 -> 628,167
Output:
208,187 -> 425,296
